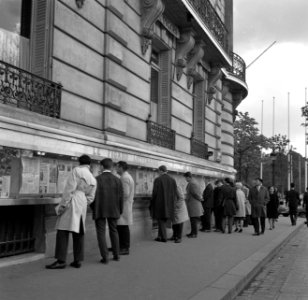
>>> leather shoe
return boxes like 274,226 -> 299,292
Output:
70,261 -> 81,268
100,257 -> 109,264
113,256 -> 120,261
174,238 -> 182,243
120,249 -> 129,255
186,234 -> 197,238
252,233 -> 260,236
46,260 -> 66,269
154,237 -> 167,242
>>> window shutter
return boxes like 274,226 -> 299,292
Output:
193,81 -> 205,141
158,50 -> 172,127
30,0 -> 53,78
150,68 -> 159,104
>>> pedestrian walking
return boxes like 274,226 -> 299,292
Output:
221,178 -> 237,234
267,186 -> 279,230
46,155 -> 97,269
151,165 -> 177,242
184,172 -> 203,238
91,158 -> 123,264
234,182 -> 246,232
285,182 -> 300,226
200,179 -> 214,232
249,178 -> 269,236
116,161 -> 135,255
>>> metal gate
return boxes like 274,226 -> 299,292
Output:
0,206 -> 35,257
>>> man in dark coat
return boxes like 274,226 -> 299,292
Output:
285,182 -> 300,226
248,178 -> 269,235
213,179 -> 224,232
91,158 -> 123,264
200,180 -> 214,232
151,165 -> 177,242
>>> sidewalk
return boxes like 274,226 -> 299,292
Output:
0,217 -> 303,300
236,224 -> 308,299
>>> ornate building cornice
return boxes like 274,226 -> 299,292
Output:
186,40 -> 205,89
175,29 -> 195,81
207,67 -> 222,104
140,0 -> 165,55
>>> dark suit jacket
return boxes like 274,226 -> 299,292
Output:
286,189 -> 299,210
221,184 -> 237,216
248,185 -> 269,218
203,183 -> 214,209
213,186 -> 223,208
91,171 -> 123,219
151,173 -> 177,220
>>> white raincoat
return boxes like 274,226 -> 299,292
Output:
56,165 -> 96,233
117,171 -> 135,226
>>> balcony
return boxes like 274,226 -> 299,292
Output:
229,52 -> 246,82
186,0 -> 228,52
191,137 -> 209,159
0,60 -> 62,118
147,121 -> 175,150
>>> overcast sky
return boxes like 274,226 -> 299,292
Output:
233,0 -> 308,156
0,0 -> 20,33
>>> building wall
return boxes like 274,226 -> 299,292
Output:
0,0 -> 247,258
221,88 -> 234,167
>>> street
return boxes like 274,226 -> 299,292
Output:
236,223 -> 308,300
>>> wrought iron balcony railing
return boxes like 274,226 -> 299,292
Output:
229,52 -> 246,82
0,60 -> 62,118
187,0 -> 228,52
191,137 -> 209,159
147,121 -> 176,150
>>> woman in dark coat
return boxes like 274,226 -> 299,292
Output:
221,178 -> 237,234
267,186 -> 279,230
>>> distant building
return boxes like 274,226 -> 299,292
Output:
0,0 -> 248,258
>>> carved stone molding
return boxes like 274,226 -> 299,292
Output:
186,40 -> 205,89
140,0 -> 164,55
75,0 -> 85,9
207,67 -> 222,104
233,109 -> 239,122
175,29 -> 195,81
222,84 -> 229,99
233,93 -> 243,109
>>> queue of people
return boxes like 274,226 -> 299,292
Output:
46,156 -> 299,270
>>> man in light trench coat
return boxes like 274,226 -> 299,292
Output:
46,155 -> 97,269
116,161 -> 135,255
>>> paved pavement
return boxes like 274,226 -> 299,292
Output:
0,217 -> 304,300
236,223 -> 308,300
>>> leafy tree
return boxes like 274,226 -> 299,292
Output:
268,134 -> 289,154
234,112 -> 270,183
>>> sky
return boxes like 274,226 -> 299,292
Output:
0,0 -> 21,33
233,0 -> 308,156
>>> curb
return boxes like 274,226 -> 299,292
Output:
0,253 -> 45,269
190,222 -> 304,300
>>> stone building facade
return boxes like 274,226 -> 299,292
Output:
0,0 -> 247,258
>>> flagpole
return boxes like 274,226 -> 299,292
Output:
260,100 -> 264,178
305,88 -> 307,191
287,92 -> 291,189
